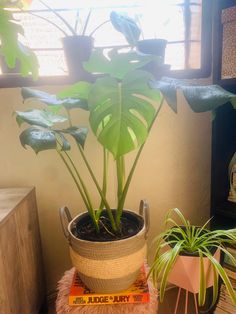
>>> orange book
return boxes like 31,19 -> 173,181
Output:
69,265 -> 150,306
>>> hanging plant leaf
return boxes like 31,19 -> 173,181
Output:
15,109 -> 67,127
88,70 -> 159,158
21,87 -> 86,110
19,126 -> 57,153
110,11 -> 141,46
61,127 -> 88,149
83,48 -> 158,80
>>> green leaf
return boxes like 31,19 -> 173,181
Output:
152,77 -> 236,113
0,9 -> 39,79
15,109 -> 67,127
19,126 -> 57,153
110,11 -> 141,46
181,85 -> 236,112
57,82 -> 92,101
198,251 -> 206,306
88,70 -> 159,158
56,132 -> 71,151
83,48 -> 159,80
61,127 -> 88,148
21,87 -> 86,110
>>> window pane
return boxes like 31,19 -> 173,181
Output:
1,0 -> 204,77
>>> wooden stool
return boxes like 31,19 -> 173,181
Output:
56,268 -> 158,314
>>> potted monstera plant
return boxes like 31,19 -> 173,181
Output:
149,208 -> 236,309
15,47 -> 236,293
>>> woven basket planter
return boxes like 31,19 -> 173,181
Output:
60,201 -> 149,293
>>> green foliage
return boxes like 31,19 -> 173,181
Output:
149,208 -> 236,308
152,77 -> 236,113
15,48 -> 236,235
110,11 -> 141,46
0,3 -> 39,79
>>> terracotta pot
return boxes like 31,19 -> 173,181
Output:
61,35 -> 94,81
59,200 -> 150,293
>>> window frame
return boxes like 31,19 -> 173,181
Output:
0,0 -> 212,88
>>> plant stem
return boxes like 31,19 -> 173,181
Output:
20,9 -> 69,36
66,109 -> 73,127
89,20 -> 110,37
116,155 -> 125,204
39,0 -> 77,35
116,95 -> 165,226
57,150 -> 99,231
96,148 -> 109,219
81,9 -> 92,36
77,144 -> 118,231
63,150 -> 95,216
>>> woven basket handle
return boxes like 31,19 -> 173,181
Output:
59,206 -> 72,241
139,199 -> 150,238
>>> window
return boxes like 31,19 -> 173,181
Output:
0,0 -> 212,85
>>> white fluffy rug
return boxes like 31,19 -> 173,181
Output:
56,267 -> 158,314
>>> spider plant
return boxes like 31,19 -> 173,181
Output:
149,208 -> 236,308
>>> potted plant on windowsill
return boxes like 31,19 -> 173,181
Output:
110,11 -> 169,78
15,48 -> 236,293
149,208 -> 236,308
0,0 -> 38,79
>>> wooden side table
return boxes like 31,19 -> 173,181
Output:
0,187 -> 45,314
56,268 -> 158,313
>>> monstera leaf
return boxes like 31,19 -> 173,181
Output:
83,48 -> 159,80
152,77 -> 236,113
15,109 -> 67,127
22,87 -> 88,110
19,126 -> 58,154
88,70 -> 161,158
61,127 -> 88,149
0,8 -> 38,79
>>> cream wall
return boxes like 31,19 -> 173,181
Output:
0,86 -> 212,295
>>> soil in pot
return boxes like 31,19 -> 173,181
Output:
72,210 -> 144,242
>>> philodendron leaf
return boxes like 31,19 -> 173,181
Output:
152,77 -> 236,113
19,126 -> 57,153
21,87 -> 87,110
181,85 -> 236,112
56,132 -> 71,151
0,9 -> 39,79
89,70 -> 160,158
61,127 -> 88,148
83,48 -> 159,80
15,109 -> 67,127
110,11 -> 141,46
57,82 -> 91,101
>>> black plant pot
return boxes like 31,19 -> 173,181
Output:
137,39 -> 167,57
136,39 -> 170,79
62,35 -> 94,81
